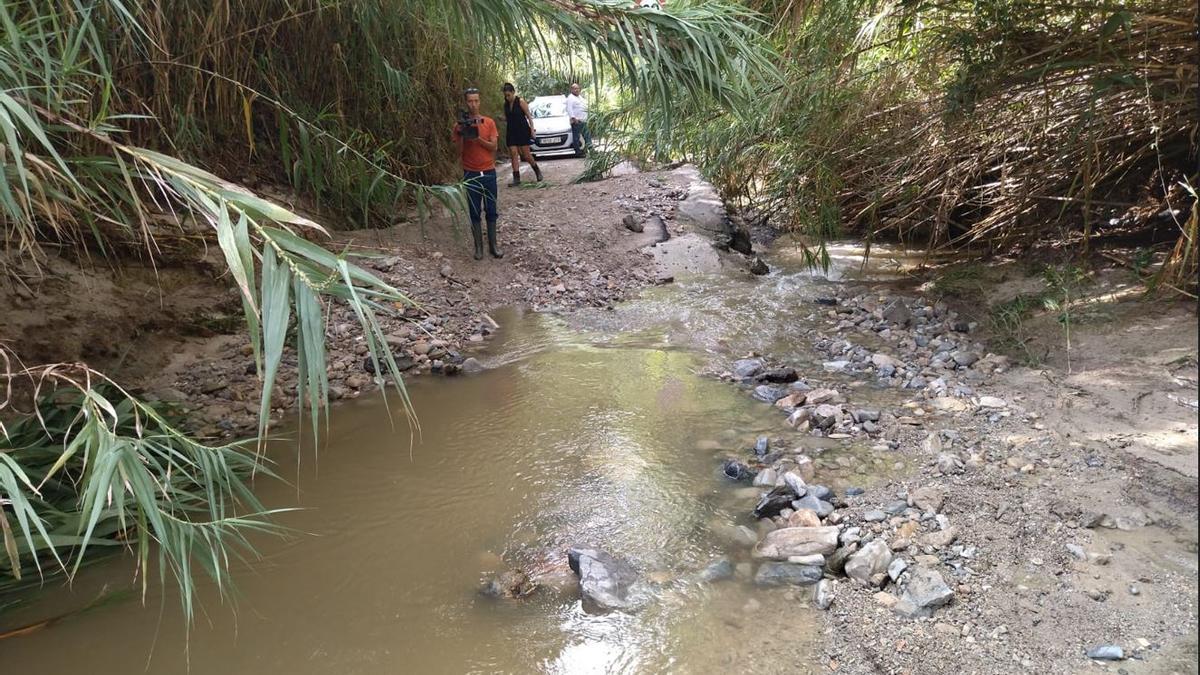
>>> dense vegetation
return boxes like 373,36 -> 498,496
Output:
0,0 -> 766,618
601,0 -> 1197,287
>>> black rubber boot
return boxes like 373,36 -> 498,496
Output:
508,171 -> 521,187
532,164 -> 543,182
486,220 -> 503,259
471,220 -> 484,260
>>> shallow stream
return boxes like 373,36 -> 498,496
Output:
0,241 -> 919,674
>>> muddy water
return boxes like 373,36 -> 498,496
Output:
1,242 -> 909,674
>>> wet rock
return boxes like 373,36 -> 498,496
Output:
479,569 -> 536,599
567,547 -> 639,612
1085,645 -> 1125,661
815,297 -> 838,306
732,358 -> 764,379
822,360 -> 851,372
753,526 -> 840,559
711,521 -> 758,548
752,384 -> 789,403
754,562 -> 822,586
814,579 -> 836,609
753,486 -> 798,519
845,540 -> 893,584
758,367 -> 799,383
753,468 -> 778,487
722,459 -> 752,481
805,388 -> 843,405
774,392 -> 806,409
699,558 -> 735,583
754,436 -> 770,454
460,357 -> 485,374
749,257 -> 769,276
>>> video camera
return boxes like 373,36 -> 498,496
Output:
456,109 -> 479,140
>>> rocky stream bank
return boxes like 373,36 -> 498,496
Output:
481,271 -> 1197,675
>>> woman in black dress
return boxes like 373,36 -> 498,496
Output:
501,83 -> 542,186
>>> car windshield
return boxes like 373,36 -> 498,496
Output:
530,100 -> 566,119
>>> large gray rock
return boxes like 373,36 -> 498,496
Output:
792,493 -> 834,518
752,384 -> 789,403
698,557 -> 735,583
782,471 -> 808,497
845,540 -> 893,584
896,567 -> 954,617
673,165 -> 729,236
732,358 -> 764,379
753,526 -> 839,560
567,547 -> 639,612
710,521 -> 759,548
754,562 -> 823,586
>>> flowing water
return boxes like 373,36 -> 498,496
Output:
0,242 -> 919,674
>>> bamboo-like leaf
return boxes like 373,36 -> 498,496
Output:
257,245 -> 292,442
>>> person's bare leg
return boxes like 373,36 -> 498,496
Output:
521,146 -> 542,181
508,146 -> 521,186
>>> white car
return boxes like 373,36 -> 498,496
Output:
529,96 -> 584,159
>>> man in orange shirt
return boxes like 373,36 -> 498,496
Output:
452,87 -> 503,260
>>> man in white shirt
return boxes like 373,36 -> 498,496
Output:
565,83 -> 591,155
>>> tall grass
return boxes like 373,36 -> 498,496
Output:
0,0 -> 776,620
602,0 -> 1198,291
